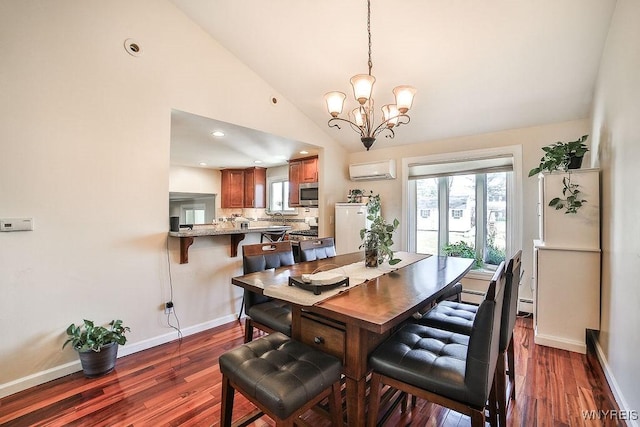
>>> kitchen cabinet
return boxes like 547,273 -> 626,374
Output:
533,168 -> 600,354
244,167 -> 266,208
221,169 -> 245,208
221,167 -> 266,208
289,155 -> 317,207
300,156 -> 318,183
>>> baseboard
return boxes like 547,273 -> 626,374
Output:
590,331 -> 640,427
0,313 -> 239,399
534,331 -> 587,354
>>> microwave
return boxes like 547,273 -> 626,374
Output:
299,182 -> 318,207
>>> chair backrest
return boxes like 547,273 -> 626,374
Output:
242,241 -> 295,308
464,261 -> 506,407
298,237 -> 336,262
500,250 -> 522,352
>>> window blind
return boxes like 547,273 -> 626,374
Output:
408,154 -> 513,180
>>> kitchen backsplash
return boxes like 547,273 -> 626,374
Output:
217,207 -> 319,231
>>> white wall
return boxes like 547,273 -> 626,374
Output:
169,165 -> 221,196
347,119 -> 592,308
0,0 -> 348,396
590,0 -> 640,418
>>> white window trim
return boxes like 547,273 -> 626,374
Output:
401,145 -> 523,262
266,176 -> 298,215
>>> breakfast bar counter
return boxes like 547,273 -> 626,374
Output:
168,225 -> 292,263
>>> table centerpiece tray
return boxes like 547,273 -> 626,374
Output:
288,275 -> 349,295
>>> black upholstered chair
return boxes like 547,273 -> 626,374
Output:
495,250 -> 522,427
436,281 -> 463,303
367,262 -> 506,427
219,332 -> 343,426
298,237 -> 336,262
416,251 -> 523,426
241,241 -> 295,343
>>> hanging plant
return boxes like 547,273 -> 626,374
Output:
548,173 -> 586,214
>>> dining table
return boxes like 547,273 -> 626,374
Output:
231,251 -> 474,426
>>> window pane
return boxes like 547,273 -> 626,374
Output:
486,172 -> 507,266
283,181 -> 293,211
270,181 -> 283,211
415,178 -> 439,254
448,175 -> 476,250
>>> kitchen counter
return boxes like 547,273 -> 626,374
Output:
168,225 -> 292,263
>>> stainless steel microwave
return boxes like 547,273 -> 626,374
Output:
299,182 -> 318,206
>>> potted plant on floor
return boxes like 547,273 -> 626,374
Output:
63,319 -> 130,377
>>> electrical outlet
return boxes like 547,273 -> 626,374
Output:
164,301 -> 174,314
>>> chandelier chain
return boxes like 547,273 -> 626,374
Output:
324,0 -> 415,150
367,0 -> 372,76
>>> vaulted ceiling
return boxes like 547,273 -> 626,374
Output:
170,0 -> 616,160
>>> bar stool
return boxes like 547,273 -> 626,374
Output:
219,332 -> 343,427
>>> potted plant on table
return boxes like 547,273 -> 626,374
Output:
528,135 -> 589,214
359,194 -> 401,267
360,215 -> 401,267
63,319 -> 130,377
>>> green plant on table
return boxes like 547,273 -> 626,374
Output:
360,214 -> 401,266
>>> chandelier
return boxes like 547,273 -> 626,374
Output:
324,0 -> 416,151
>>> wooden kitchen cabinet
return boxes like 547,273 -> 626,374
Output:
221,169 -> 245,208
244,167 -> 266,208
300,156 -> 318,183
289,155 -> 317,207
221,167 -> 266,208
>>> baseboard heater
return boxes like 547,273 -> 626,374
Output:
461,289 -> 486,296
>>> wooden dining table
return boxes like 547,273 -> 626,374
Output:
231,252 -> 474,426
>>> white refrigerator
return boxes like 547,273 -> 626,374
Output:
334,203 -> 370,255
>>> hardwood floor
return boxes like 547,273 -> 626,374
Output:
0,316 -> 623,426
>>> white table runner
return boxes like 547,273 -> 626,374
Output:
263,252 -> 429,306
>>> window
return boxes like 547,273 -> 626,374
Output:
267,178 -> 295,213
405,146 -> 522,272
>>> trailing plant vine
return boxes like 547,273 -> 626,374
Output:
548,172 -> 586,214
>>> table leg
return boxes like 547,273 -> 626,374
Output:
344,376 -> 367,426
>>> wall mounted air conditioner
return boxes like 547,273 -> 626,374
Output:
349,159 -> 396,181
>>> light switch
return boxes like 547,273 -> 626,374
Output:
0,218 -> 34,232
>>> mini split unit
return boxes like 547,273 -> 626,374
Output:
349,159 -> 396,181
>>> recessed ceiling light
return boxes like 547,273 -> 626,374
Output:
211,131 -> 225,137
199,162 -> 207,166
299,150 -> 309,155
254,160 -> 263,164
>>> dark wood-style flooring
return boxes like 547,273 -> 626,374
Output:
0,316 -> 623,426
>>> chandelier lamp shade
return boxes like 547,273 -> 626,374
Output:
324,0 -> 416,151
